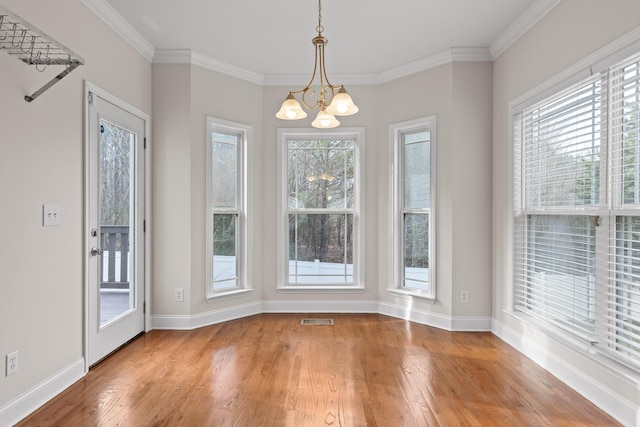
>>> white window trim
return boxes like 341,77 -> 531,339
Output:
206,117 -> 252,300
276,127 -> 365,291
388,116 -> 437,302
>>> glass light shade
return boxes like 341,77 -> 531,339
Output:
276,94 -> 307,120
326,87 -> 359,116
312,109 -> 340,129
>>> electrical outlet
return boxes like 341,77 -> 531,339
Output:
174,288 -> 184,302
6,351 -> 18,376
43,204 -> 61,226
460,290 -> 469,303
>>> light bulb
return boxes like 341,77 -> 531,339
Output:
286,109 -> 297,119
326,87 -> 359,116
276,94 -> 307,120
312,109 -> 340,128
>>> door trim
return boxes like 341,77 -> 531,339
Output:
83,81 -> 152,373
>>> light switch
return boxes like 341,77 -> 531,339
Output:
43,205 -> 61,226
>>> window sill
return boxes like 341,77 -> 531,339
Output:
386,288 -> 436,303
277,286 -> 365,293
206,288 -> 254,302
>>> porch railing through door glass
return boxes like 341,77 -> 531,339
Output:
100,225 -> 130,289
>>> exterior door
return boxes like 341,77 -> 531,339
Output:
87,89 -> 146,366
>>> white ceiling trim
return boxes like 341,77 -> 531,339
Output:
153,47 -> 492,87
490,0 -> 562,59
83,0 -> 557,85
376,47 -> 493,84
152,49 -> 192,65
153,50 -> 265,85
81,0 -> 155,62
263,73 -> 380,87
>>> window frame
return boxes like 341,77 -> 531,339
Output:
388,116 -> 437,301
276,127 -> 365,291
205,116 -> 252,299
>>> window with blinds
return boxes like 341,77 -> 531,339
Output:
514,52 -> 640,371
608,55 -> 640,367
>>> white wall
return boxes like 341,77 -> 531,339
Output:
151,62 -> 264,326
150,59 -> 493,325
376,62 -> 494,326
0,0 -> 151,415
492,0 -> 640,423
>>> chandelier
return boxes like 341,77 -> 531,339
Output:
275,0 -> 358,129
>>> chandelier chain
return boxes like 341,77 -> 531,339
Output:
316,0 -> 324,35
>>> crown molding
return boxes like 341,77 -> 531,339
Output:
263,73 -> 380,87
191,51 -> 264,85
490,0 -> 562,60
376,47 -> 492,84
83,0 -> 548,84
81,0 -> 155,62
152,49 -> 264,85
154,47 -> 491,86
152,49 -> 192,64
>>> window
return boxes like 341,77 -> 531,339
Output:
277,128 -> 364,289
206,117 -> 250,297
389,117 -> 436,299
513,52 -> 640,371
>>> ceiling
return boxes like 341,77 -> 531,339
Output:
94,0 -> 557,83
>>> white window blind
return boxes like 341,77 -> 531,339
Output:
514,76 -> 602,341
515,51 -> 640,371
605,54 -> 640,366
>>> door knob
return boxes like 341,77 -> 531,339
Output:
90,247 -> 103,256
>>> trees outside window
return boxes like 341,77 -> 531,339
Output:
277,128 -> 364,288
390,117 -> 436,299
206,117 -> 250,297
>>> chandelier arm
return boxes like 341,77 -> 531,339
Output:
318,41 -> 338,106
300,87 -> 319,110
291,40 -> 324,110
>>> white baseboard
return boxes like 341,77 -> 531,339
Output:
152,301 -> 262,330
378,302 -> 492,331
152,300 -> 491,332
492,319 -> 639,427
262,299 -> 379,313
0,358 -> 85,427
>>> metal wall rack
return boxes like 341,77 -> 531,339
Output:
0,5 -> 84,102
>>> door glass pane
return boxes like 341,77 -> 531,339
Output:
99,120 -> 135,327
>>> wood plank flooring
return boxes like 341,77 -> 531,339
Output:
16,314 -> 620,426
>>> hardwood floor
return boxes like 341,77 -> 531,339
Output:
17,314 -> 620,426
